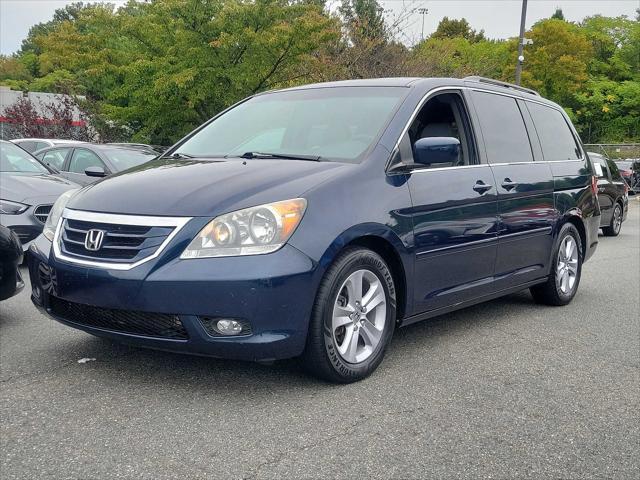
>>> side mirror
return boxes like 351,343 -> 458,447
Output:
85,166 -> 107,177
413,137 -> 460,167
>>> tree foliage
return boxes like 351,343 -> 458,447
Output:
0,1 -> 638,144
430,16 -> 485,43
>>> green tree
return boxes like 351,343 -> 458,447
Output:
581,15 -> 639,80
430,17 -> 485,43
514,19 -> 593,105
5,2 -> 639,144
339,0 -> 387,45
551,8 -> 565,21
27,0 -> 339,144
331,0 -> 409,79
410,37 -> 509,79
0,55 -> 32,90
573,79 -> 640,143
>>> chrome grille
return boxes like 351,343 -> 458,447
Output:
33,204 -> 52,224
54,210 -> 191,270
60,218 -> 175,263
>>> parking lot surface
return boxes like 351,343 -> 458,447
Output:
1,201 -> 639,479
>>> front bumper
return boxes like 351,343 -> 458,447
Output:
28,235 -> 319,361
1,207 -> 46,252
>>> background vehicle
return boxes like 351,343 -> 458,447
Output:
614,159 -> 640,194
106,143 -> 166,155
10,138 -> 86,153
0,140 -> 79,250
34,143 -> 157,186
590,152 -> 629,236
0,225 -> 24,301
27,77 -> 600,383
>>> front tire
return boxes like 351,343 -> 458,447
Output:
530,223 -> 583,306
602,203 -> 622,236
302,247 -> 396,383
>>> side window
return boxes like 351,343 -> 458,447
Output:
17,141 -> 36,153
40,148 -> 70,170
69,149 -> 104,174
526,102 -> 580,161
34,141 -> 50,152
471,91 -> 533,164
597,159 -> 610,179
607,159 -> 622,181
399,91 -> 476,168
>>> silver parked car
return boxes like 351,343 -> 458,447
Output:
10,138 -> 87,154
34,143 -> 157,186
0,140 -> 79,250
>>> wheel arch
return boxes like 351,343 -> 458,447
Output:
559,210 -> 587,260
315,224 -> 412,322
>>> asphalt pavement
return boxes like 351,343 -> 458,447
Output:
1,200 -> 639,479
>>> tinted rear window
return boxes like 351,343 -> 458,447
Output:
607,159 -> 623,180
526,102 -> 580,161
471,92 -> 533,164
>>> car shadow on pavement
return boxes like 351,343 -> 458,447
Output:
47,289 -> 546,392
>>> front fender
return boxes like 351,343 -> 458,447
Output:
295,222 -> 414,321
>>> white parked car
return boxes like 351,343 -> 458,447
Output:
10,138 -> 87,154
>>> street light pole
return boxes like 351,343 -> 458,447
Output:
418,8 -> 428,41
515,0 -> 528,85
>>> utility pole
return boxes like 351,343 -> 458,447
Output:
515,0 -> 528,85
418,8 -> 429,41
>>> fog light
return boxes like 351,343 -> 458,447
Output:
216,319 -> 243,336
198,316 -> 252,337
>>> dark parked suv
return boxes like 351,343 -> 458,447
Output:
27,77 -> 600,382
590,152 -> 628,236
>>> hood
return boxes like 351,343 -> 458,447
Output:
0,173 -> 80,205
67,158 -> 350,217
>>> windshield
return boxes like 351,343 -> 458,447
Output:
1,142 -> 49,173
176,87 -> 408,163
104,149 -> 157,171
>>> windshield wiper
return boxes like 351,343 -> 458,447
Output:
239,151 -> 322,162
161,152 -> 196,159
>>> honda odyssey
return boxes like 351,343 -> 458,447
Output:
28,77 -> 600,382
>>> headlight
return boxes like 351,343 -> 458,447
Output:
181,198 -> 307,258
0,199 -> 28,215
43,189 -> 80,241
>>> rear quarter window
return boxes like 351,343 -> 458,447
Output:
471,91 -> 533,164
525,102 -> 581,161
607,159 -> 623,181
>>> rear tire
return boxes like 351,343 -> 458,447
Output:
530,223 -> 583,306
301,247 -> 396,383
602,203 -> 622,236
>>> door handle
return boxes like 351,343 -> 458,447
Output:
501,178 -> 518,191
473,181 -> 493,194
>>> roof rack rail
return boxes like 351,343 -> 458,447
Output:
463,76 -> 540,97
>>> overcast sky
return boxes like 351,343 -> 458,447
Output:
1,0 -> 638,55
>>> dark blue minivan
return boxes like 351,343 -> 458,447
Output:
28,77 -> 600,382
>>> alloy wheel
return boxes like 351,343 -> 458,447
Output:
332,269 -> 387,364
556,235 -> 579,295
613,205 -> 622,234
